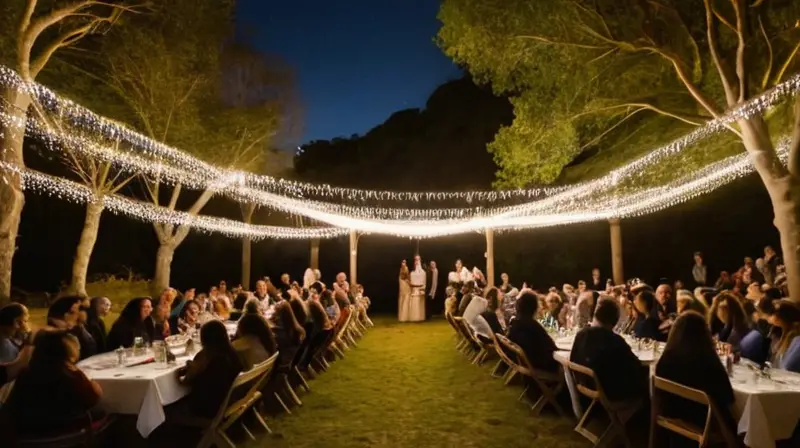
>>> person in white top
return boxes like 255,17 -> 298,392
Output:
408,255 -> 427,322
462,293 -> 489,335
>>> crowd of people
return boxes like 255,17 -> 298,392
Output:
0,267 -> 373,444
446,246 -> 800,445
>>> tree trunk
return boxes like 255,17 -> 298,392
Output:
609,219 -> 624,285
67,200 -> 104,297
310,238 -> 320,270
0,88 -> 31,305
241,204 -> 255,289
485,228 -> 495,286
349,230 -> 358,288
153,242 -> 177,295
739,117 -> 800,301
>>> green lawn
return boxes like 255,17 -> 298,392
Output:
258,317 -> 589,448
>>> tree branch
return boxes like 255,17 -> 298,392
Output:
789,96 -> 800,176
166,183 -> 182,211
515,35 -> 611,50
30,20 -> 101,78
570,102 -> 703,126
19,0 -> 38,36
705,0 -> 739,106
759,16 -> 774,90
774,40 -> 800,85
579,107 -> 649,151
731,0 -> 748,102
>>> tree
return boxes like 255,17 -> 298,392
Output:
87,0 -> 283,294
0,0 -> 139,304
438,0 -> 800,298
220,43 -> 299,290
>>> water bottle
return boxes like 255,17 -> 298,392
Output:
115,346 -> 126,366
726,354 -> 734,377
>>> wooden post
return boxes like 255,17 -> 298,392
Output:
609,218 -> 624,285
349,231 -> 358,287
310,238 -> 320,270
485,228 -> 495,286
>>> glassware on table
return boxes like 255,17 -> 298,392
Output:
152,341 -> 167,365
115,346 -> 126,367
133,337 -> 144,356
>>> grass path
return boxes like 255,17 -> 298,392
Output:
260,317 -> 589,448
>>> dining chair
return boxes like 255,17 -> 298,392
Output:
496,334 -> 567,417
14,411 -> 116,448
489,330 -> 516,381
649,376 -> 742,448
452,316 -> 480,359
445,312 -> 468,351
176,352 -> 278,448
566,361 -> 641,448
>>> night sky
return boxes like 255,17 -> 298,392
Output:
236,0 -> 462,144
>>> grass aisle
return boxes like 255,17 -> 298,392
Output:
261,317 -> 589,448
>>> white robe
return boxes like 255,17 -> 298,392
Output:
408,266 -> 426,322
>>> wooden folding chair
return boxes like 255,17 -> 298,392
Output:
445,312 -> 469,351
496,334 -> 567,417
649,376 -> 742,448
567,362 -> 641,447
490,331 -> 518,382
452,316 -> 480,358
13,411 -> 116,448
458,318 -> 491,365
179,352 -> 278,448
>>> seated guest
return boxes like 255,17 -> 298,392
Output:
614,292 -> 636,335
106,297 -> 155,349
242,297 -> 262,316
308,297 -> 333,333
709,291 -> 751,350
170,299 -> 201,337
0,303 -> 29,363
457,281 -> 477,316
151,289 -> 174,340
633,290 -> 666,341
0,343 -> 33,386
570,298 -> 645,401
654,311 -> 737,434
333,287 -> 351,329
46,295 -> 82,329
769,299 -> 800,372
85,297 -> 111,354
4,330 -> 106,437
289,294 -> 308,326
463,289 -> 488,329
507,292 -> 559,373
574,291 -> 595,329
170,321 -> 243,418
320,290 -> 340,323
271,302 -> 306,372
543,291 -> 566,329
48,296 -> 97,360
740,297 -> 776,365
232,292 -> 250,313
676,289 -> 707,315
480,288 -> 506,336
233,314 -> 277,370
169,289 -> 186,319
444,286 -> 458,315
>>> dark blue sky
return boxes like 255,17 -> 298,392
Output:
236,0 -> 461,145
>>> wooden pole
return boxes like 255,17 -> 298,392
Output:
609,218 -> 624,285
485,228 -> 495,286
310,238 -> 320,270
349,230 -> 358,287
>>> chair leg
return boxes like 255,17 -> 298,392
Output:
274,392 -> 292,414
294,366 -> 311,392
490,359 -> 506,378
252,408 -> 272,434
283,375 -> 303,406
503,369 -> 518,385
518,385 -> 529,402
215,430 -> 237,448
241,422 -> 256,441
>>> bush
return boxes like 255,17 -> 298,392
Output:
84,275 -> 151,314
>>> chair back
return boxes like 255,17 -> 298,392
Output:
495,334 -> 533,377
650,375 -> 740,446
491,332 -> 520,369
211,352 -> 278,426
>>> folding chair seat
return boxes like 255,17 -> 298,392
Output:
496,334 -> 567,417
567,362 -> 641,447
649,376 -> 742,448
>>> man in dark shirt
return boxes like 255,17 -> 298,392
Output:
507,291 -> 559,373
570,298 -> 646,401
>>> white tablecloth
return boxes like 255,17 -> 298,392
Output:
729,365 -> 800,448
78,350 -> 195,437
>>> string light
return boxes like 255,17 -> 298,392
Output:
0,161 -> 347,241
3,64 -> 798,208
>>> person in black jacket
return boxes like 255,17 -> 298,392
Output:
106,297 -> 156,349
85,297 -> 111,354
570,298 -> 646,401
479,288 -> 505,337
507,291 -> 559,373
633,289 -> 666,342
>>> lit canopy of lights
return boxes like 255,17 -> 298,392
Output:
0,64 -> 798,239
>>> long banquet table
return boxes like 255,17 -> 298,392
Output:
551,335 -> 800,448
78,348 -> 196,437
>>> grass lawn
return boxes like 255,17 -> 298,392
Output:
257,316 -> 589,448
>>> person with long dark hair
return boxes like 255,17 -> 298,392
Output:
85,297 -> 111,354
48,296 -> 97,360
506,291 -> 559,373
632,290 -> 665,341
169,321 -> 243,419
708,291 -> 751,350
233,314 -> 277,370
654,311 -> 736,435
769,299 -> 800,372
271,302 -> 306,372
5,330 -> 107,438
106,297 -> 155,349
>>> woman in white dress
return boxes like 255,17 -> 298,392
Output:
409,258 -> 427,322
398,260 -> 411,322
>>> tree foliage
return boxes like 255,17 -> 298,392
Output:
438,0 -> 800,187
